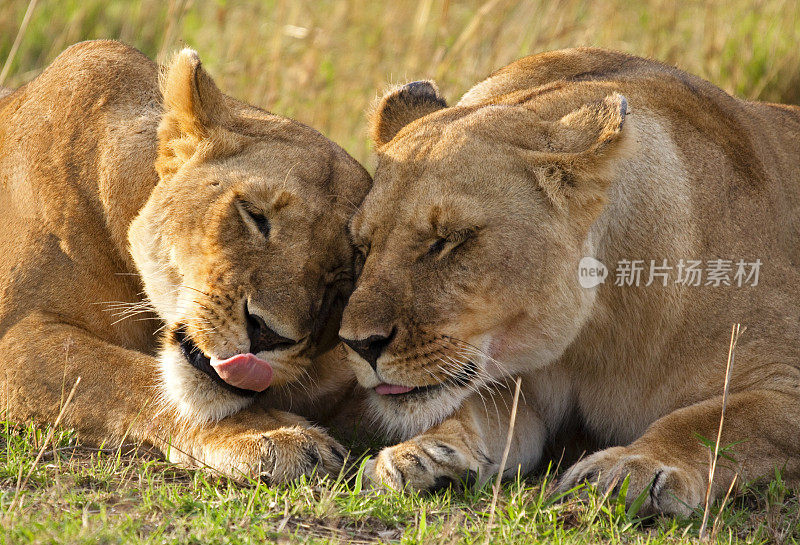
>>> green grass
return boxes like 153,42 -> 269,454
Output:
2,422 -> 798,544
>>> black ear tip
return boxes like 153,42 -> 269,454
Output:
400,80 -> 446,107
615,95 -> 628,130
372,80 -> 448,145
403,80 -> 437,95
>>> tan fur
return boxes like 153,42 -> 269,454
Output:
341,47 -> 800,514
0,41 -> 371,482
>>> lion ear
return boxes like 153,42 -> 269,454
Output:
529,94 -> 632,192
370,81 -> 447,147
551,93 -> 629,158
519,94 -> 633,215
156,48 -> 241,178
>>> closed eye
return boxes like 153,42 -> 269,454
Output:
426,228 -> 476,259
427,237 -> 447,256
239,201 -> 271,238
249,211 -> 270,238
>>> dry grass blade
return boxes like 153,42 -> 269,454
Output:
438,0 -> 502,71
277,497 -> 291,533
484,375 -> 522,544
699,323 -> 744,540
4,375 -> 80,518
157,0 -> 188,64
150,432 -> 229,479
710,473 -> 739,541
0,0 -> 38,86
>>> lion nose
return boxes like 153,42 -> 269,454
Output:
339,328 -> 396,371
246,308 -> 297,353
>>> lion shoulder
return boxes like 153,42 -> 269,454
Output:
0,41 -> 164,337
2,40 -> 160,124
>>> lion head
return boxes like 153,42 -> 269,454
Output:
339,81 -> 633,438
129,49 -> 371,423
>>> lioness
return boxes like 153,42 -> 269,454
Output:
0,41 -> 371,481
339,48 -> 800,515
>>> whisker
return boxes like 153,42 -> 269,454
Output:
182,284 -> 213,298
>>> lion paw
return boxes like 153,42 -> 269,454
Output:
175,425 -> 347,484
366,438 -> 480,492
260,426 -> 347,483
556,447 -> 705,516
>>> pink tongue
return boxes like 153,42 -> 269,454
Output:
374,383 -> 415,395
210,353 -> 273,392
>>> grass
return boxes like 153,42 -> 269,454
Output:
2,1 -> 800,543
1,422 -> 799,544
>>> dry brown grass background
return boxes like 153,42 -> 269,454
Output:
2,0 -> 799,166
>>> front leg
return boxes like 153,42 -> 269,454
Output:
557,389 -> 800,516
1,314 -> 345,483
367,381 -> 547,491
165,407 -> 346,482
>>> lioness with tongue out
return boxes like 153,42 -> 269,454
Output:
340,49 -> 800,515
0,41 -> 371,482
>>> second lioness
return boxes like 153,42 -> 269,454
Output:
340,48 -> 800,515
0,41 -> 371,481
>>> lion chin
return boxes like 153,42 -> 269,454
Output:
339,47 -> 800,515
0,40 -> 371,483
363,380 -> 468,442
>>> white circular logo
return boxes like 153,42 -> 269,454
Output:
578,257 -> 608,288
